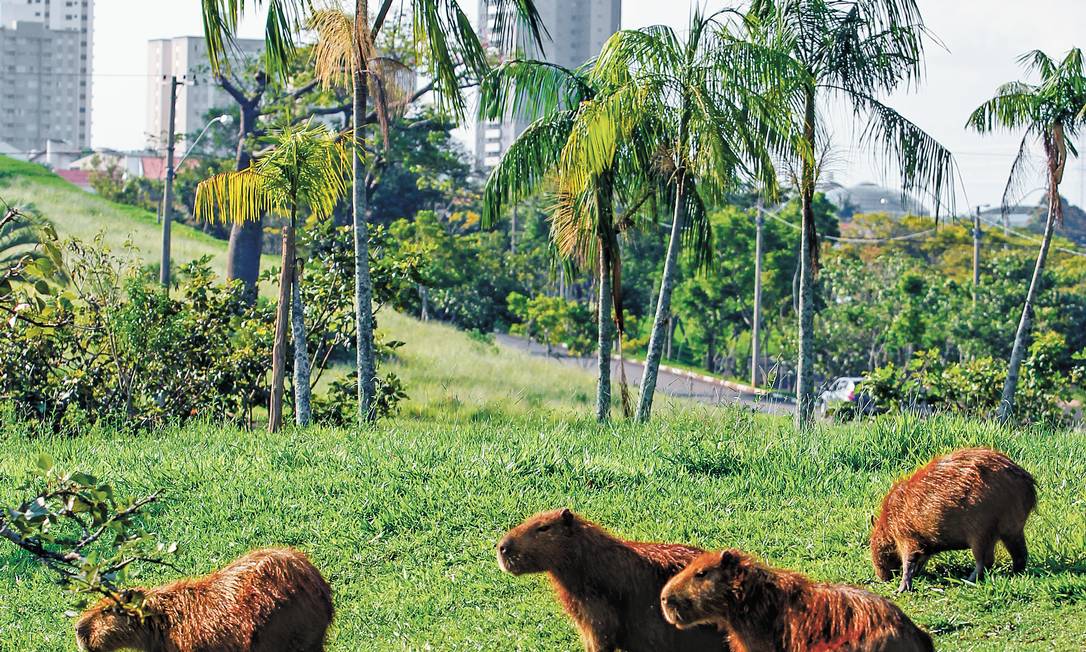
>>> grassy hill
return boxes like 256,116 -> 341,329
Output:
2,312 -> 1085,651
0,155 -> 273,276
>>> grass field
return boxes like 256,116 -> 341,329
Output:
0,155 -> 276,283
2,312 -> 1086,651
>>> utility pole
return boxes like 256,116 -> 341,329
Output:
159,75 -> 182,287
972,205 -> 982,289
751,203 -> 764,387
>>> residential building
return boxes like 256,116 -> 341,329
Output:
474,0 -> 621,171
145,36 -> 263,153
0,0 -> 93,155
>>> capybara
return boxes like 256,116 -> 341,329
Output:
75,547 -> 333,652
661,549 -> 934,652
870,447 -> 1037,592
497,508 -> 728,652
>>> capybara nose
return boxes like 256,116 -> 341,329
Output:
499,543 -> 510,555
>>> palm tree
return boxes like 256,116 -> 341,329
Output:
967,48 -> 1086,423
195,122 -> 351,432
201,0 -> 546,423
744,0 -> 956,428
567,8 -> 795,421
479,59 -> 656,421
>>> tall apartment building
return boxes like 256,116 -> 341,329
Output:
146,36 -> 263,153
0,0 -> 93,155
474,0 -> 621,170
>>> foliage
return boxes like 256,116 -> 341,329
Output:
0,455 -> 173,614
195,121 -> 352,226
0,241 -> 274,430
507,291 -> 594,357
863,332 -> 1082,422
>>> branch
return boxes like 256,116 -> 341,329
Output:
216,74 -> 252,107
75,493 -> 161,551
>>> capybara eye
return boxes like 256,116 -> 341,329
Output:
694,570 -> 707,578
536,525 -> 551,533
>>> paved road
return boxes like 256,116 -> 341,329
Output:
494,334 -> 795,415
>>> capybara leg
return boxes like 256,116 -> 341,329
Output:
1003,530 -> 1029,573
897,551 -> 925,593
967,536 -> 996,583
577,601 -> 619,652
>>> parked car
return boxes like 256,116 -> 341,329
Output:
817,376 -> 875,418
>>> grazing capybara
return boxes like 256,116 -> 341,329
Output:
870,447 -> 1037,592
497,508 -> 728,652
661,549 -> 934,652
75,547 -> 333,652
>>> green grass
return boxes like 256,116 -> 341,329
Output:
0,156 -> 276,280
2,314 -> 1086,651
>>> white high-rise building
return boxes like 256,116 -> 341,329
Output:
145,36 -> 263,153
0,0 -> 93,155
475,0 -> 621,171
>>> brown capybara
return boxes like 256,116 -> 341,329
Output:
870,447 -> 1037,592
661,549 -> 934,652
497,508 -> 728,652
75,547 -> 333,652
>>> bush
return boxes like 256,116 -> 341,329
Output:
863,335 -> 1082,423
507,291 -> 595,356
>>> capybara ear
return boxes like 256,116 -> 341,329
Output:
718,549 -> 741,570
870,514 -> 876,527
560,508 -> 574,525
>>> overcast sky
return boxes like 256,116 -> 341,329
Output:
90,0 -> 1086,212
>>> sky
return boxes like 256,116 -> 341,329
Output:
89,0 -> 1086,213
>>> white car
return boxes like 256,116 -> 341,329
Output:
817,376 -> 874,417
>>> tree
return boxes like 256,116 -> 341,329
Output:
570,8 -> 794,421
195,122 -> 351,431
967,48 -> 1086,422
744,0 -> 956,428
479,58 -> 656,421
201,0 -> 546,422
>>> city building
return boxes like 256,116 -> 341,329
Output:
145,36 -> 263,153
474,0 -> 621,171
0,0 -> 94,156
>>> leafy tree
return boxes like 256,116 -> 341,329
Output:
202,0 -> 547,423
479,56 -> 660,421
967,48 -> 1086,422
195,122 -> 351,430
574,8 -> 794,421
744,0 -> 956,428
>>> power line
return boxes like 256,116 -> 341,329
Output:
756,205 -> 1086,258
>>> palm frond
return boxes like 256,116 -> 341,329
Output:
195,168 -> 272,225
1000,131 -> 1040,219
966,83 -> 1039,133
478,59 -> 593,124
850,90 -> 956,216
201,0 -> 307,80
311,7 -> 356,89
481,111 -> 576,228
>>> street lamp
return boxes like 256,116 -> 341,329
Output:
176,113 -> 233,169
159,113 -> 232,287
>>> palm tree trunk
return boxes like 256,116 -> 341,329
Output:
637,170 -> 686,422
268,225 -> 293,433
997,188 -> 1058,423
795,90 -> 817,429
352,60 -> 377,422
596,241 -> 613,422
291,254 -> 313,427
